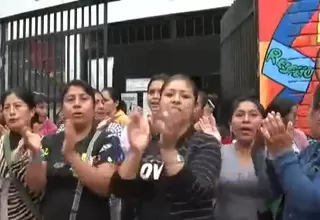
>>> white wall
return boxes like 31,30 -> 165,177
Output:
0,0 -> 233,22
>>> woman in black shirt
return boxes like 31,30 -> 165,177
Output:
24,80 -> 124,220
111,74 -> 221,220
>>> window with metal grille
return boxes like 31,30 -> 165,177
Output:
108,8 -> 227,45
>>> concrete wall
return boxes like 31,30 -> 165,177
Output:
259,0 -> 320,133
109,35 -> 221,93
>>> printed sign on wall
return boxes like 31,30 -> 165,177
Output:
121,93 -> 138,113
259,0 -> 320,134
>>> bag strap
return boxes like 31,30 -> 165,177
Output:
69,130 -> 102,220
2,134 -> 42,220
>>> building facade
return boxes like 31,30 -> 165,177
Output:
0,0 -> 232,118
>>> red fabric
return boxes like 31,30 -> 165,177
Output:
222,136 -> 232,145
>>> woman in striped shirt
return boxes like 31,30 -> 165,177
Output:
111,74 -> 221,220
0,87 -> 42,220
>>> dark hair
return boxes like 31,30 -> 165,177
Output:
161,74 -> 198,103
147,73 -> 170,91
231,96 -> 266,117
101,87 -> 126,111
198,91 -> 208,109
1,87 -> 39,125
93,89 -> 103,97
218,125 -> 230,139
61,80 -> 95,104
33,92 -> 48,105
208,93 -> 218,106
119,100 -> 127,114
266,98 -> 297,118
312,85 -> 320,111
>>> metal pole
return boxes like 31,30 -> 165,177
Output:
103,2 -> 108,87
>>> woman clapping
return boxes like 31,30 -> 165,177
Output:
110,74 -> 221,220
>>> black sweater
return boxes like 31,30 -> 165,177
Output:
110,131 -> 221,220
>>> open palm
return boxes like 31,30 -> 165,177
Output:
23,129 -> 42,152
127,111 -> 150,152
261,112 -> 293,155
199,115 -> 221,141
63,119 -> 77,154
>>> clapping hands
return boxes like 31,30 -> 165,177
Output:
0,124 -> 8,136
127,110 -> 150,152
260,112 -> 294,156
126,107 -> 190,152
62,119 -> 78,156
21,127 -> 42,153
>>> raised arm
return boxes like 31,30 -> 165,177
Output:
261,112 -> 320,213
272,150 -> 320,212
110,148 -> 154,199
64,132 -> 124,197
161,135 -> 221,203
25,133 -> 48,193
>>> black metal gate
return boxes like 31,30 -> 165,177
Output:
220,0 -> 258,100
0,1 -> 109,117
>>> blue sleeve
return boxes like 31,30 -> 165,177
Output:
107,123 -> 123,138
93,132 -> 125,166
273,151 -> 320,212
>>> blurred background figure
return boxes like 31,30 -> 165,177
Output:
101,87 -> 129,128
266,97 -> 308,151
33,92 -> 57,135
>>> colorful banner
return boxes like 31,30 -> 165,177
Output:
259,0 -> 320,133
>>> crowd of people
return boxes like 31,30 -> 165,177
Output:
0,73 -> 320,220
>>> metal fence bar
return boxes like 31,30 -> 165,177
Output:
21,19 -> 26,88
66,10 -> 70,83
8,22 -> 13,88
34,17 -> 39,91
60,11 -> 65,90
46,13 -> 51,117
74,8 -> 78,81
95,4 -> 99,89
40,15 -> 44,92
88,5 -> 92,85
27,18 -> 32,90
53,12 -> 58,119
16,20 -> 21,86
103,2 -> 108,86
0,24 -> 6,95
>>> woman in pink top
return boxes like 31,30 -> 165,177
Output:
266,97 -> 308,151
33,93 -> 57,136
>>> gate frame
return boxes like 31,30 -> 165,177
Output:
0,0 -> 115,119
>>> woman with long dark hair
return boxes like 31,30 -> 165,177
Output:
111,74 -> 221,220
214,97 -> 273,220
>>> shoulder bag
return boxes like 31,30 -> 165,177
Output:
69,130 -> 102,220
